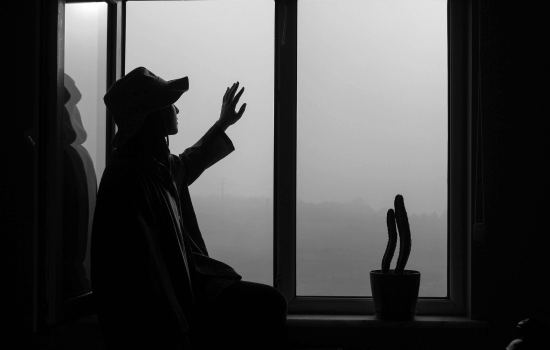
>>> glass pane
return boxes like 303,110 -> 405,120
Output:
297,0 -> 447,297
63,3 -> 107,298
126,1 -> 274,285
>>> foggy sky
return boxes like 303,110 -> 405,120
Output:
126,0 -> 447,215
64,0 -> 449,296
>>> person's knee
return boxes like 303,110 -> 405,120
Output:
272,287 -> 288,316
260,285 -> 287,324
218,281 -> 288,325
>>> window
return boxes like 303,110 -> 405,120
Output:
274,0 -> 469,315
63,2 -> 108,298
124,0 -> 469,315
34,0 -> 112,327
39,0 -> 472,327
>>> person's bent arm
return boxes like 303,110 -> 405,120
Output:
173,81 -> 246,187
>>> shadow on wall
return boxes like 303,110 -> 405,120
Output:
62,73 -> 97,298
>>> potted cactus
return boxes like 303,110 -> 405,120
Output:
370,194 -> 421,321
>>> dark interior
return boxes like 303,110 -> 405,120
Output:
3,1 -> 549,349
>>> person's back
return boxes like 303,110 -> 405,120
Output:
92,67 -> 287,349
92,86 -> 196,348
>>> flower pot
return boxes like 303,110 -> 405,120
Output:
370,269 -> 421,321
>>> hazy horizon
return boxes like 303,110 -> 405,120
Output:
193,193 -> 447,297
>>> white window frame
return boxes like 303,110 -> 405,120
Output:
274,0 -> 474,316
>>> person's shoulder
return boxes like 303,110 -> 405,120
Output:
100,151 -> 150,191
107,151 -> 142,176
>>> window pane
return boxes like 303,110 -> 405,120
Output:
127,1 -> 274,285
64,3 -> 107,297
297,0 -> 447,297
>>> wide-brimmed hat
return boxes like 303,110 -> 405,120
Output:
104,67 -> 189,148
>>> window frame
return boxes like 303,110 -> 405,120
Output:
273,0 -> 473,316
38,0 -> 478,327
120,0 -> 475,316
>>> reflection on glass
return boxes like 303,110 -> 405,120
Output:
126,1 -> 274,285
297,0 -> 448,297
63,3 -> 107,297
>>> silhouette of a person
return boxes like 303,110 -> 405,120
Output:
91,67 -> 287,349
62,73 -> 97,297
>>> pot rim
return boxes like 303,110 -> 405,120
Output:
370,269 -> 421,275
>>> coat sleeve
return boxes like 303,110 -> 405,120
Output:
173,123 -> 235,188
91,164 -> 192,349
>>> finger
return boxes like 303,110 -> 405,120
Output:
223,87 -> 229,102
236,103 -> 247,118
231,87 -> 245,106
226,85 -> 233,100
229,81 -> 239,101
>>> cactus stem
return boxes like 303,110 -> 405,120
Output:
394,194 -> 412,274
382,209 -> 398,273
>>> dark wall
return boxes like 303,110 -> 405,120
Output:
2,1 -> 549,348
3,0 -> 40,347
480,1 -> 550,345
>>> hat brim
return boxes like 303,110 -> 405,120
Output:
153,76 -> 189,112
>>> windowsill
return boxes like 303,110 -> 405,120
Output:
285,315 -> 488,349
288,314 -> 487,328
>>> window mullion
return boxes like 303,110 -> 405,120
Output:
274,0 -> 298,301
106,0 -> 125,161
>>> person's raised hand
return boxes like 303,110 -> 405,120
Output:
217,81 -> 246,132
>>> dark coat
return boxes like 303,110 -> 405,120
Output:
91,124 -> 241,349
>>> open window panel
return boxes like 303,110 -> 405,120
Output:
35,0 -> 124,329
62,0 -> 108,299
275,0 -> 470,315
37,0 -> 103,328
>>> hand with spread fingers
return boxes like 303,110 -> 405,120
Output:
217,81 -> 246,132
